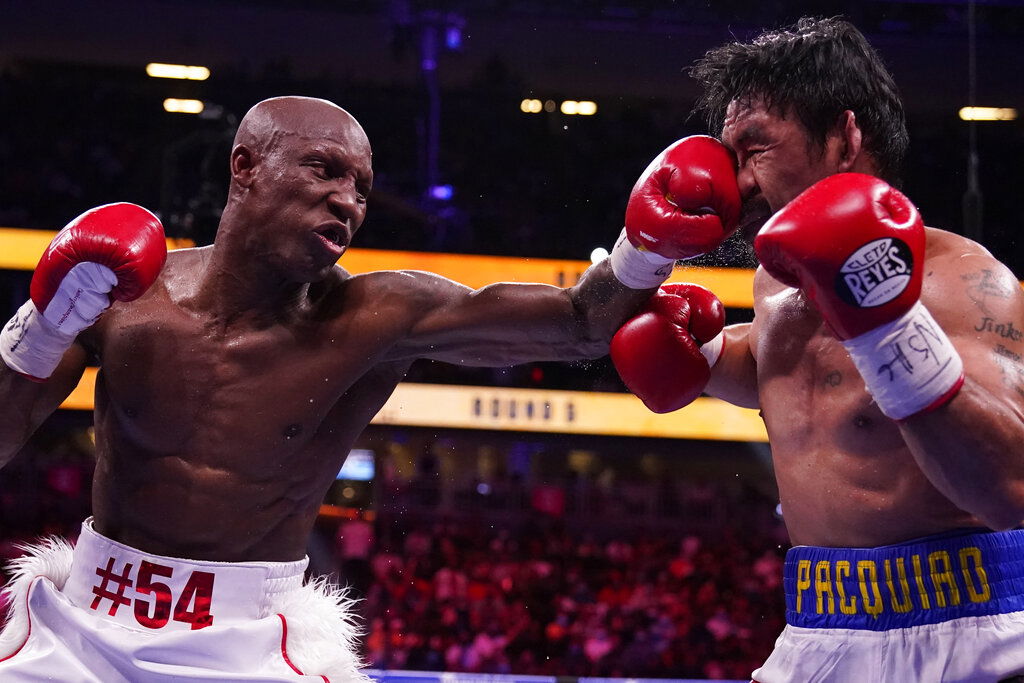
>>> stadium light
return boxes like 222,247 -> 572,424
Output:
590,247 -> 609,264
520,98 -> 543,114
163,98 -> 205,114
146,63 -> 211,80
428,184 -> 454,200
561,100 -> 598,116
959,106 -> 1017,121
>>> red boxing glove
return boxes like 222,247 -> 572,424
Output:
1,203 -> 166,380
611,283 -> 726,413
610,136 -> 741,289
754,173 -> 923,340
754,173 -> 963,419
626,135 -> 741,259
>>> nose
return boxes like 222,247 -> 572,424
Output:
736,162 -> 759,202
326,178 -> 363,223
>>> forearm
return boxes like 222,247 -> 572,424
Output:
901,379 -> 1024,530
568,257 -> 657,347
0,344 -> 88,468
704,323 -> 760,409
0,362 -> 45,467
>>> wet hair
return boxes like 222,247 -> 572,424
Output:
690,17 -> 908,184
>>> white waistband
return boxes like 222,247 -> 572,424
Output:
62,518 -> 308,632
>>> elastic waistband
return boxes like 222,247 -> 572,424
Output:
63,518 -> 308,633
783,528 -> 1024,631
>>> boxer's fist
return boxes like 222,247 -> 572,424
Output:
754,173 -> 924,340
1,203 -> 166,380
624,136 -> 741,260
31,203 -> 166,336
612,283 -> 726,413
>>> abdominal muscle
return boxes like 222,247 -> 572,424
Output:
756,331 -> 979,549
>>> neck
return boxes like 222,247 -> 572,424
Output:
193,214 -> 312,326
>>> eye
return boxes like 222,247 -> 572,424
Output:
304,160 -> 330,178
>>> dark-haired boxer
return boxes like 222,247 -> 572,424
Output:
612,18 -> 1024,682
0,96 -> 741,680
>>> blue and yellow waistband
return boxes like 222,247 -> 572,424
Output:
783,529 -> 1024,630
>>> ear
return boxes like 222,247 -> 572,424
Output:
230,144 -> 256,188
833,110 -> 863,172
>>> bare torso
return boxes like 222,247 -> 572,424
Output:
748,228 -> 985,547
83,248 -> 418,561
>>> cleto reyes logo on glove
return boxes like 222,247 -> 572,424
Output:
835,237 -> 913,308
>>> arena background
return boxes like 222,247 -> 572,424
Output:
1,1 -> 1022,680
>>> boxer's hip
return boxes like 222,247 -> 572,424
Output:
0,518 -> 368,681
754,528 -> 1024,683
62,517 -> 308,632
781,527 -> 1024,631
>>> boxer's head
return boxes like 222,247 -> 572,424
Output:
691,17 -> 908,240
226,96 -> 373,281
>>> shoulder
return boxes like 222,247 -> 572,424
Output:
752,264 -> 788,299
922,227 -> 1019,294
920,227 -> 1023,328
341,269 -> 470,305
158,246 -> 208,296
324,268 -> 472,326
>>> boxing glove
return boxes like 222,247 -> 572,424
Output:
610,136 -> 741,289
612,283 -> 726,413
1,203 -> 167,380
755,173 -> 963,419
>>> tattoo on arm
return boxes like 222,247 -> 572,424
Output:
824,370 -> 842,387
962,269 -> 1015,316
994,347 -> 1024,399
975,317 -> 1024,342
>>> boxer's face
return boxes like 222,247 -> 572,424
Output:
721,97 -> 839,240
248,116 -> 373,282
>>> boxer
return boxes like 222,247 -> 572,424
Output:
613,18 -> 1024,682
0,96 -> 741,680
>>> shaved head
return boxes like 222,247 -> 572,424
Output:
219,95 -> 374,282
233,96 -> 370,160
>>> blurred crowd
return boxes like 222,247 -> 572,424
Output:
0,422 -> 788,680
358,516 -> 785,679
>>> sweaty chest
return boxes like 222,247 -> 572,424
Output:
95,302 -> 389,450
753,287 -> 904,454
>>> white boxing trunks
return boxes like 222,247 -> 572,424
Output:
753,528 -> 1024,683
0,518 -> 369,682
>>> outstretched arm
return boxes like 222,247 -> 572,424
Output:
387,135 -> 742,368
385,258 -> 655,365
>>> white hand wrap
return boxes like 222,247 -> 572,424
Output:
841,301 -> 964,420
699,330 -> 725,368
609,228 -> 675,289
1,263 -> 116,379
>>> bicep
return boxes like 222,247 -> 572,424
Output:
705,323 -> 760,409
929,256 -> 1024,409
391,278 -> 590,365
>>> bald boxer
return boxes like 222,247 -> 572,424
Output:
613,18 -> 1024,682
0,96 -> 740,680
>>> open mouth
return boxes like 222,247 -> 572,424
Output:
313,223 -> 349,257
315,225 -> 344,246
